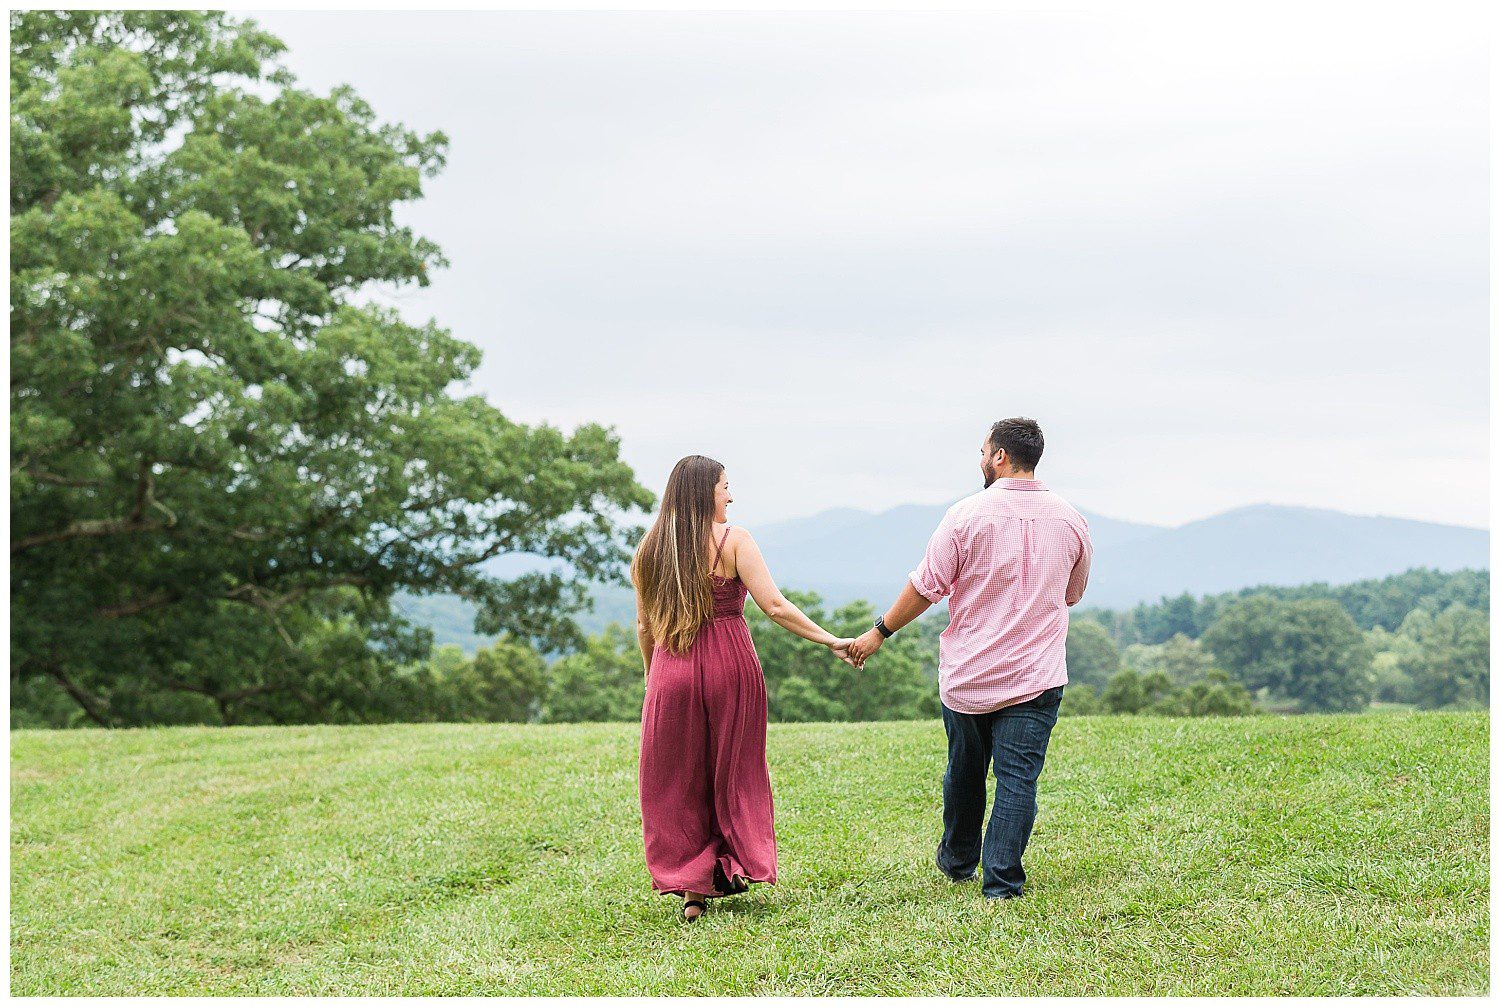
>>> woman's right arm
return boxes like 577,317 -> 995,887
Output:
733,529 -> 851,653
631,564 -> 654,675
636,616 -> 654,676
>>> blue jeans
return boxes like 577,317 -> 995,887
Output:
936,686 -> 1063,899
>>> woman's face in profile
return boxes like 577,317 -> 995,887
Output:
714,471 -> 732,522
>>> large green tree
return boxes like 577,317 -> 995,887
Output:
1397,605 -> 1489,710
10,12 -> 652,726
1202,597 -> 1372,712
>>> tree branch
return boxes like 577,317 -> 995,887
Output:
22,467 -> 107,488
47,666 -> 114,727
96,590 -> 179,619
224,574 -> 372,613
12,516 -> 169,554
14,460 -> 178,555
128,460 -> 152,523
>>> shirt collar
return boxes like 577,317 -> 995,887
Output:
989,477 -> 1048,492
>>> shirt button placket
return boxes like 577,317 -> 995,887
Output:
1022,518 -> 1034,595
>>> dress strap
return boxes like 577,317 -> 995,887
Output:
710,525 -> 732,574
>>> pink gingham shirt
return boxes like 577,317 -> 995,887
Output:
909,478 -> 1093,715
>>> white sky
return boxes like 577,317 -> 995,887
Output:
243,8 -> 1489,529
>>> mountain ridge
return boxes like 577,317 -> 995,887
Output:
412,498 -> 1489,649
744,498 -> 1488,610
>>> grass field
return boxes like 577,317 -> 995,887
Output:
9,711 -> 1489,995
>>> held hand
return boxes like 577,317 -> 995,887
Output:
828,637 -> 861,668
847,628 -> 886,665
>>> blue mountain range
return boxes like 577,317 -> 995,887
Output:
407,500 -> 1489,649
747,500 -> 1488,610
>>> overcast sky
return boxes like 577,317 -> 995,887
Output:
243,9 -> 1488,529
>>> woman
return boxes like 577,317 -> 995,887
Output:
633,454 -> 856,921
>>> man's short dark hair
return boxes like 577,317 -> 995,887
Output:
988,417 -> 1044,471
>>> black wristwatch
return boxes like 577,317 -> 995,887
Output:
874,616 -> 895,639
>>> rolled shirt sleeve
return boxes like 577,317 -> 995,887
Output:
909,507 -> 963,603
1064,519 -> 1093,606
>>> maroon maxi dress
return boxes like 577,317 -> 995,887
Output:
639,525 -> 777,898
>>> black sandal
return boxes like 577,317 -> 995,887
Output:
682,898 -> 708,921
712,863 -> 750,896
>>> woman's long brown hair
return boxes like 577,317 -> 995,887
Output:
632,454 -> 724,656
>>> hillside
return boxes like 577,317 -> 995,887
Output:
10,712 -> 1488,995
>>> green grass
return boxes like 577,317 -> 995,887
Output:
10,711 -> 1489,995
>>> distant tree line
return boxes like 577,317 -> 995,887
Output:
14,567 -> 1489,728
1081,567 -> 1489,645
1060,569 -> 1489,716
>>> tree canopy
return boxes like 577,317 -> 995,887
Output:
1202,597 -> 1372,712
1063,619 -> 1120,692
1397,605 -> 1489,711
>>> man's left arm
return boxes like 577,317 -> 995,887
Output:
849,510 -> 959,663
849,583 -> 933,664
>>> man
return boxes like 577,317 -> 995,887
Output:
848,417 -> 1092,900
